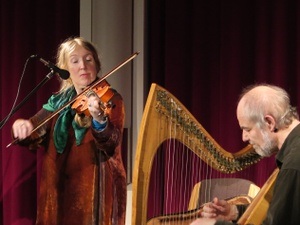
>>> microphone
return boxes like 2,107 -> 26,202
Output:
31,55 -> 70,80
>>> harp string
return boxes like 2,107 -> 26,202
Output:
150,98 -> 226,222
152,91 -> 253,221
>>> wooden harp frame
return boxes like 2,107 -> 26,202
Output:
131,83 -> 262,225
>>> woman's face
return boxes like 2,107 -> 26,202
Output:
67,45 -> 98,93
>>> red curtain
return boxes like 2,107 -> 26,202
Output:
146,0 -> 300,216
0,1 -> 79,224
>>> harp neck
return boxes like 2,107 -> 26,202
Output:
132,83 -> 261,225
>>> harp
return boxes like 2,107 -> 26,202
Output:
132,83 -> 270,225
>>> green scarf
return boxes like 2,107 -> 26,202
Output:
43,87 -> 87,153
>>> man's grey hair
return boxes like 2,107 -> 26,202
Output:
238,84 -> 299,129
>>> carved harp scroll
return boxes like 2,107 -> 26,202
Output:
131,83 -> 262,225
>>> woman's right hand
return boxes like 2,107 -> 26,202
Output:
12,119 -> 34,140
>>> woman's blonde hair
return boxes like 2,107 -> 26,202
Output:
56,37 -> 102,127
56,37 -> 101,92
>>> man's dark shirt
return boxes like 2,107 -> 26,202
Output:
216,124 -> 300,225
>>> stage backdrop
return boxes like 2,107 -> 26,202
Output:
145,0 -> 300,206
0,1 -> 79,224
2,0 -> 300,224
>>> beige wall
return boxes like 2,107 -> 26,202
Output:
80,1 -> 145,224
80,0 -> 144,178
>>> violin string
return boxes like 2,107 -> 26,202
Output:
0,56 -> 33,129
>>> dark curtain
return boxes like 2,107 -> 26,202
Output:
146,0 -> 300,216
0,1 -> 79,224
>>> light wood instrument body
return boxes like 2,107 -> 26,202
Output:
237,168 -> 279,225
132,83 -> 262,225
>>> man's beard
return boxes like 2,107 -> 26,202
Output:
253,129 -> 278,157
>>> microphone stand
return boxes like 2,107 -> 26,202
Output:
0,70 -> 55,129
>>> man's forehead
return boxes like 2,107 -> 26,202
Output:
238,114 -> 255,129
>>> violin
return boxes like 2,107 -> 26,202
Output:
71,79 -> 115,117
6,51 -> 139,148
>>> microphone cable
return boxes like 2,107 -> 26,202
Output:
0,55 -> 35,129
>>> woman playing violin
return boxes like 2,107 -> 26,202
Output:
11,37 -> 126,225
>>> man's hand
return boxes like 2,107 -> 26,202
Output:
201,197 -> 238,221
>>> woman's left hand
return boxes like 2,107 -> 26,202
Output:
87,95 -> 106,122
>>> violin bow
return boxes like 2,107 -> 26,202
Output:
7,51 -> 140,148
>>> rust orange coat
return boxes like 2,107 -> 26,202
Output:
22,92 -> 126,225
